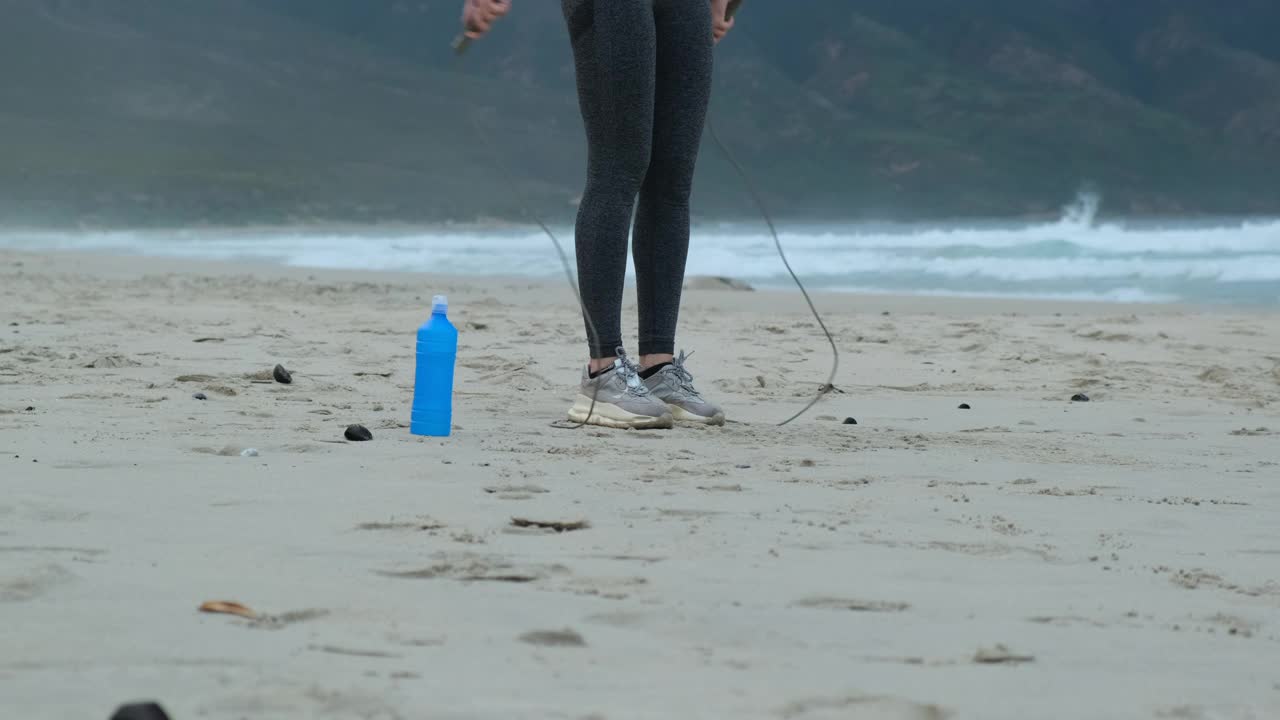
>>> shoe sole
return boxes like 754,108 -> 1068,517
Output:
567,395 -> 674,430
669,404 -> 726,426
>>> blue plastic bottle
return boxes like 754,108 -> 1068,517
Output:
410,295 -> 458,437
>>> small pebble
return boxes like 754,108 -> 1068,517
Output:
842,417 -> 858,425
958,403 -> 971,410
1071,393 -> 1090,402
192,392 -> 208,401
240,448 -> 259,457
345,424 -> 374,442
25,406 -> 35,411
273,364 -> 293,384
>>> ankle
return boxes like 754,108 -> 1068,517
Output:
589,356 -> 617,374
640,353 -> 674,370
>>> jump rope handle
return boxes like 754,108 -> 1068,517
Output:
454,0 -> 743,55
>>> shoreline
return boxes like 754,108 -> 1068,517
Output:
0,247 -> 1210,315
3,246 -> 1276,314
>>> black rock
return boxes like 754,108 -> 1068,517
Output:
111,702 -> 172,720
192,392 -> 208,401
24,406 -> 35,411
842,417 -> 858,425
345,424 -> 373,442
958,403 -> 971,410
1071,393 -> 1090,402
273,364 -> 293,384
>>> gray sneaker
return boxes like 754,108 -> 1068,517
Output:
643,351 -> 725,426
568,348 -> 674,429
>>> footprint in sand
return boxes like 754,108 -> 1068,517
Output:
0,563 -> 75,602
777,695 -> 947,720
518,628 -> 586,647
483,484 -> 550,500
378,553 -> 570,584
355,518 -> 445,532
792,597 -> 910,613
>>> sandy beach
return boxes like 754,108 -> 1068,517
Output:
2,248 -> 1278,720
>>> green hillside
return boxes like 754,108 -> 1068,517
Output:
2,0 -> 1278,226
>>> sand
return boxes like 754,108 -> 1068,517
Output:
2,248 -> 1278,720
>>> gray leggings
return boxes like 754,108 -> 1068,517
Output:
562,0 -> 714,358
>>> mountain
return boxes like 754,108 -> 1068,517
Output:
2,0 -> 1278,227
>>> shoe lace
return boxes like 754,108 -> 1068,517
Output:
614,347 -> 652,397
669,350 -> 704,399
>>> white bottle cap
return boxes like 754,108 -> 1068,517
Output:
432,295 -> 448,313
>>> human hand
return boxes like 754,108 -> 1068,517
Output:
712,0 -> 736,44
461,0 -> 511,39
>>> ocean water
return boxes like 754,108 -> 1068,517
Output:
3,195 -> 1278,306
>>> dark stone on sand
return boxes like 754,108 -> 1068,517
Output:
959,403 -> 971,410
843,417 -> 858,425
192,392 -> 208,401
273,364 -> 293,384
111,702 -> 172,720
345,424 -> 373,442
25,406 -> 35,411
1071,393 -> 1090,402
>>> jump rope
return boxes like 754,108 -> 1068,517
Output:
454,0 -> 839,427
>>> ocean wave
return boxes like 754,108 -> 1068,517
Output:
818,286 -> 1181,304
685,250 -> 1280,283
699,194 -> 1280,256
2,193 -> 1278,305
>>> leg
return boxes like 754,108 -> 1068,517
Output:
563,0 -> 658,362
633,0 -> 713,362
